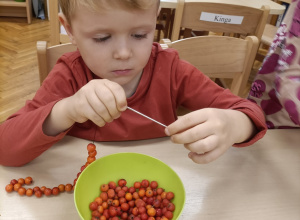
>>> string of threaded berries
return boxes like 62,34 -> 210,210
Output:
5,143 -> 97,198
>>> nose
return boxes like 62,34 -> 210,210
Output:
113,38 -> 132,60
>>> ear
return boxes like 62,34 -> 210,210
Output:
58,13 -> 77,45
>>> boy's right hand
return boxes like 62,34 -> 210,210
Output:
68,79 -> 127,126
43,79 -> 127,136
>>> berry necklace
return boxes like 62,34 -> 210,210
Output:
5,142 -> 97,197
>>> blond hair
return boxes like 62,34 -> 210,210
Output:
59,0 -> 160,24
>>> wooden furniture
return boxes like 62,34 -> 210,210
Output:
160,0 -> 286,15
0,0 -> 32,24
256,0 -> 290,62
256,23 -> 279,62
161,35 -> 259,97
48,0 -> 285,46
170,0 -> 270,41
0,129 -> 299,220
156,8 -> 175,42
36,41 -> 77,85
48,0 -> 61,45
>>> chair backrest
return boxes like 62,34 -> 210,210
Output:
161,35 -> 259,96
171,0 -> 270,41
36,41 -> 77,85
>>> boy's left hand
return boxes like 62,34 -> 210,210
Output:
165,108 -> 255,164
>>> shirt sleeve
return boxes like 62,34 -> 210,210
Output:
0,55 -> 81,167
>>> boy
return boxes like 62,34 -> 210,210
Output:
0,0 -> 267,167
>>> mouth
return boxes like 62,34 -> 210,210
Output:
112,69 -> 132,76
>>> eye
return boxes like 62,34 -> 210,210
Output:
93,35 -> 111,43
132,34 -> 147,39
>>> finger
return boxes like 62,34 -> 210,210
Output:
166,110 -> 208,136
80,100 -> 106,127
104,80 -> 127,112
184,135 -> 218,154
94,87 -> 119,121
170,120 -> 212,144
188,145 -> 227,164
86,91 -> 113,123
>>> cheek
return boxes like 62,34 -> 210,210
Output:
135,41 -> 153,64
79,47 -> 109,73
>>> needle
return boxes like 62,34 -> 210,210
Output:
127,107 -> 167,128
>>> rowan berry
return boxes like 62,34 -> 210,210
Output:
65,184 -> 73,192
40,186 -> 46,193
164,210 -> 173,219
108,181 -> 117,189
10,179 -> 18,185
107,188 -> 115,198
150,181 -> 158,189
125,192 -> 133,201
89,201 -> 98,211
24,176 -> 33,185
166,192 -> 174,200
58,184 -> 65,192
26,188 -> 33,197
134,181 -> 141,189
44,188 -> 52,196
5,184 -> 13,192
147,207 -> 156,217
18,187 -> 26,196
88,150 -> 97,157
145,189 -> 153,197
141,179 -> 149,188
87,143 -> 96,152
13,183 -> 22,192
87,156 -> 96,163
33,186 -> 40,192
52,187 -> 60,195
18,178 -> 25,185
34,190 -> 42,198
94,197 -> 103,205
118,178 -> 127,187
100,184 -> 109,192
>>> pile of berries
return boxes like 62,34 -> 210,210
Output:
89,178 -> 175,220
4,143 -> 97,197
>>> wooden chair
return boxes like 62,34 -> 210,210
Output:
48,0 -> 70,45
256,23 -> 278,62
170,0 -> 270,41
160,35 -> 259,97
36,41 -> 77,85
156,8 -> 175,42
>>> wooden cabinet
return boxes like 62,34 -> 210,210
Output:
0,0 -> 32,23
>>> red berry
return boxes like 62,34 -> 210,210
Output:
34,190 -> 42,198
26,188 -> 33,197
44,188 -> 52,196
10,179 -> 18,185
5,184 -> 13,192
52,187 -> 60,195
87,143 -> 96,152
118,179 -> 127,187
24,176 -> 33,185
141,179 -> 149,188
89,201 -> 98,211
18,187 -> 26,196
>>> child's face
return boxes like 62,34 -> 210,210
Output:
61,4 -> 159,93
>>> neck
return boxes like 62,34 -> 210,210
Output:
123,70 -> 143,98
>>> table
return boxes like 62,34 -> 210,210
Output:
0,129 -> 299,220
160,0 -> 286,15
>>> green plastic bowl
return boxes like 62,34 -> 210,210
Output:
74,152 -> 185,220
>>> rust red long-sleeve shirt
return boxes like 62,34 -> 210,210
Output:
0,43 -> 267,166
